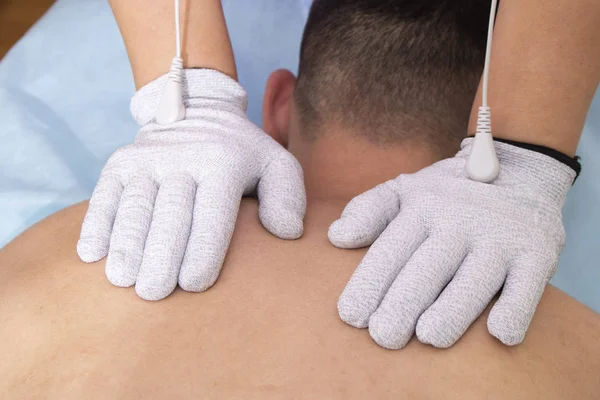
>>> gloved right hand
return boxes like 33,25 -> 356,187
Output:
77,69 -> 306,301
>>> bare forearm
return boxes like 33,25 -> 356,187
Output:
109,0 -> 237,89
468,0 -> 600,156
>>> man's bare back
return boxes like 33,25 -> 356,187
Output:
1,201 -> 599,399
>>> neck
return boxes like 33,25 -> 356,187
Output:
287,130 -> 442,204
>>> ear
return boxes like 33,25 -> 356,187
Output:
262,69 -> 297,147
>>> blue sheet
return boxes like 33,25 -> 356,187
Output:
0,0 -> 598,311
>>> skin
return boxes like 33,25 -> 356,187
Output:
1,201 -> 599,399
109,0 -> 237,88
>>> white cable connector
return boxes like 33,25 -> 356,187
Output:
156,0 -> 185,125
467,0 -> 500,183
466,106 -> 499,182
156,57 -> 185,125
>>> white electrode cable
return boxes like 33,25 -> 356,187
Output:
466,0 -> 500,183
481,0 -> 496,108
156,0 -> 186,125
175,0 -> 182,59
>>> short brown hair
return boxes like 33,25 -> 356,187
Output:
294,0 -> 490,156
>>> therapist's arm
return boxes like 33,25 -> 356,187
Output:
109,0 -> 237,89
468,0 -> 600,156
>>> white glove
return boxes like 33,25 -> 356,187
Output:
77,69 -> 306,301
329,138 -> 575,349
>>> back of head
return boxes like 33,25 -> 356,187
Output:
295,0 -> 490,157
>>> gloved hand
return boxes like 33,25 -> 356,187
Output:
77,69 -> 306,301
329,138 -> 575,349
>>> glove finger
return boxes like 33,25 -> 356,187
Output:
178,180 -> 243,293
257,154 -> 306,240
368,236 -> 467,350
337,215 -> 427,328
77,174 -> 123,263
135,175 -> 195,301
328,181 -> 400,249
487,254 -> 556,346
416,248 -> 506,348
105,177 -> 158,288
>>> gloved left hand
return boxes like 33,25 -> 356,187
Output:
77,69 -> 306,301
329,138 -> 576,349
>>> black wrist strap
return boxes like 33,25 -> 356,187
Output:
467,136 -> 582,183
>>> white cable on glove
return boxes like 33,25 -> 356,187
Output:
175,0 -> 181,60
467,0 -> 500,183
156,0 -> 185,125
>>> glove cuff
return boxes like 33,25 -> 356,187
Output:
130,69 -> 249,126
459,138 -> 576,203
491,137 -> 581,180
